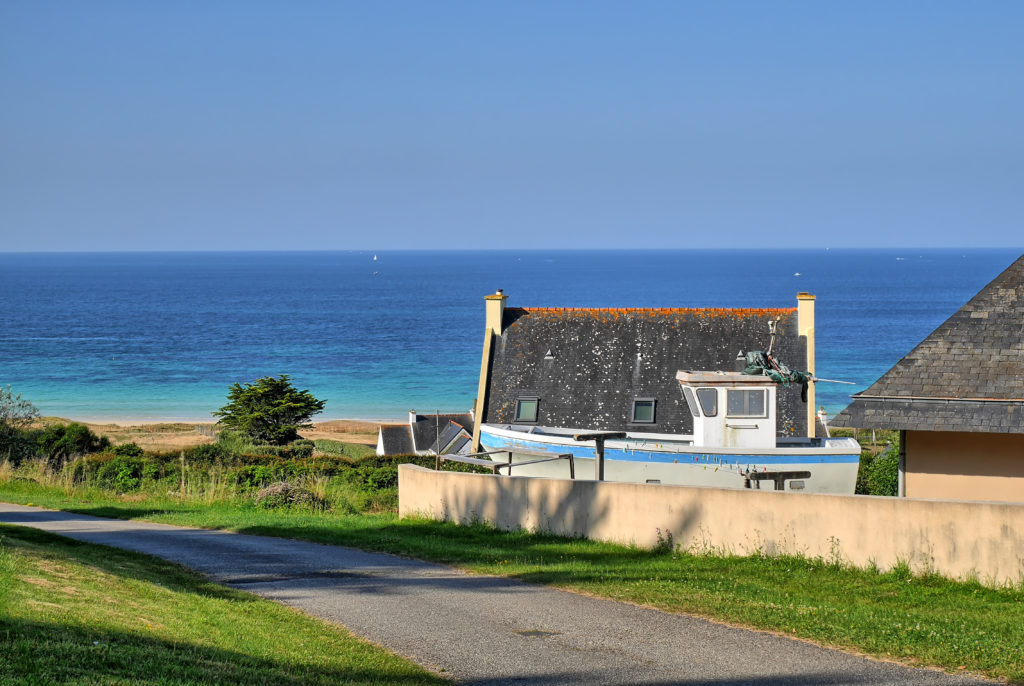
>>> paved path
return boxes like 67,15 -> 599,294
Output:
0,503 -> 993,686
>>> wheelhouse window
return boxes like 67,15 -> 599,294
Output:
696,388 -> 718,417
726,389 -> 766,417
514,397 -> 539,423
631,398 -> 656,423
681,387 -> 700,417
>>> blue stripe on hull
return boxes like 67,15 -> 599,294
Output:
479,433 -> 860,466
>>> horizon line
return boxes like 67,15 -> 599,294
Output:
3,246 -> 1023,256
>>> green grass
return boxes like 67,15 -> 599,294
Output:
3,480 -> 1023,683
0,523 -> 447,685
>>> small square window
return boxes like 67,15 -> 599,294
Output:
726,389 -> 766,417
515,397 -> 538,423
631,399 -> 656,423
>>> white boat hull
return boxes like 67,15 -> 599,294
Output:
479,424 -> 861,494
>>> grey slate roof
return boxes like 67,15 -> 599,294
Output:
484,306 -> 809,436
411,413 -> 473,453
378,425 -> 415,455
832,255 -> 1024,433
431,420 -> 472,454
379,413 -> 473,456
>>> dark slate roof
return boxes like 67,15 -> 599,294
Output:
485,306 -> 809,436
378,424 -> 414,455
832,255 -> 1024,433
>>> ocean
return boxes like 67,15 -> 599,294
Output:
0,249 -> 1018,422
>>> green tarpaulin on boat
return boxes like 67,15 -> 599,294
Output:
741,351 -> 812,401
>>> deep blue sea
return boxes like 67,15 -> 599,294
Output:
0,249 -> 1019,421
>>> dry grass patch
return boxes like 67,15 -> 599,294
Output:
30,416 -> 382,452
299,419 -> 380,447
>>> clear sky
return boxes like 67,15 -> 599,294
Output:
1,1 -> 1021,251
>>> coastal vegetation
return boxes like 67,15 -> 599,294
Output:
0,524 -> 446,685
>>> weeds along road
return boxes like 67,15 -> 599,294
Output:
0,503 -> 995,686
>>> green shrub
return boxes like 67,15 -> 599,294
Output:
113,442 -> 144,458
183,442 -> 232,465
864,445 -> 898,496
854,451 -> 873,495
37,422 -> 110,467
855,443 -> 898,496
70,453 -> 167,491
0,428 -> 37,466
96,456 -> 145,492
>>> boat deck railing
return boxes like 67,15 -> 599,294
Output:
439,449 -> 577,479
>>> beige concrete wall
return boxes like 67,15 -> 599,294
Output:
399,464 -> 1024,586
906,431 -> 1024,502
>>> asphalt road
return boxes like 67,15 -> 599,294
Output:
0,502 -> 994,686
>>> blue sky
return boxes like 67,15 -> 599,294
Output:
2,1 -> 1021,250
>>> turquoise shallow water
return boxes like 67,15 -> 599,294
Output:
0,249 -> 1018,421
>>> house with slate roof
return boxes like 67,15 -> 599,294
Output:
832,255 -> 1024,502
377,411 -> 474,456
470,290 -> 820,450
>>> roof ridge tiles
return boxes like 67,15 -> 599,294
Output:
509,306 -> 796,316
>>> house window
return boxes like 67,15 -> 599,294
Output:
631,398 -> 656,423
514,397 -> 539,423
681,387 -> 700,417
696,388 -> 718,417
727,389 -> 766,417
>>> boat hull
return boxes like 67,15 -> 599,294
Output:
479,424 -> 861,494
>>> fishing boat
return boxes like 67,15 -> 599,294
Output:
478,366 -> 860,494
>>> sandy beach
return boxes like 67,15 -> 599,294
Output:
37,418 -> 381,452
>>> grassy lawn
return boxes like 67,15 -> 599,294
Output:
2,480 -> 1022,683
0,522 -> 447,686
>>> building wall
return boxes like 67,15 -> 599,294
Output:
906,430 -> 1024,502
399,465 -> 1024,586
484,308 -> 808,436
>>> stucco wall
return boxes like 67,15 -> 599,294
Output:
399,465 -> 1024,586
907,431 -> 1024,502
